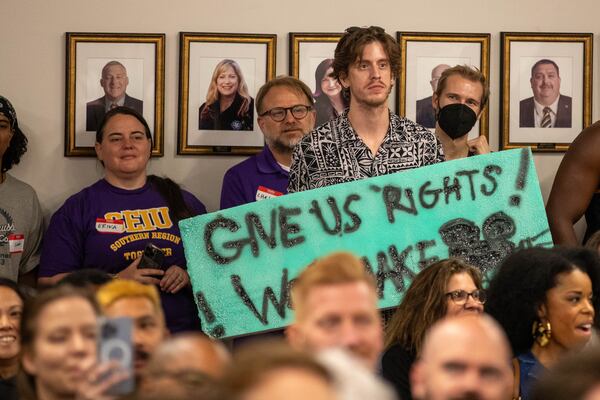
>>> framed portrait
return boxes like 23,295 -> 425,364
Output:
289,33 -> 345,127
500,32 -> 593,152
65,32 -> 165,157
178,32 -> 276,155
397,32 -> 490,140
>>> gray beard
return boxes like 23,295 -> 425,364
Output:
267,137 -> 296,155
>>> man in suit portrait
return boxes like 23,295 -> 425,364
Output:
519,59 -> 571,128
86,60 -> 144,131
416,63 -> 450,128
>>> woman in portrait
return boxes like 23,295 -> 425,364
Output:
486,247 -> 600,400
313,58 -> 349,127
39,107 -> 206,334
382,258 -> 485,400
199,59 -> 254,131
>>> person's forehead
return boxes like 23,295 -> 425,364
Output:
105,295 -> 158,318
104,65 -> 127,76
0,286 -> 23,307
427,328 -> 509,365
357,41 -> 389,60
0,114 -> 10,123
219,65 -> 236,75
104,114 -> 145,132
263,86 -> 310,106
441,74 -> 483,95
39,297 -> 97,328
533,63 -> 558,75
304,281 -> 376,310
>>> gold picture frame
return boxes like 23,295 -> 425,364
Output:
65,32 -> 165,157
178,32 -> 277,155
500,32 -> 593,152
397,31 -> 490,140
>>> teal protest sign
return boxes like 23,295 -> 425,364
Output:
180,148 -> 551,338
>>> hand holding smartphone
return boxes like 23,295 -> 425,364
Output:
138,243 -> 165,270
97,317 -> 135,396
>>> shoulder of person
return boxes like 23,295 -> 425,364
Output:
53,179 -> 105,216
394,114 -> 435,136
569,121 -> 600,152
224,154 -> 260,178
3,174 -> 38,195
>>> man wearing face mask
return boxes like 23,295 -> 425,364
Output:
432,65 -> 490,160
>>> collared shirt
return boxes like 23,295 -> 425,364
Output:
104,96 -> 125,112
533,97 -> 559,127
220,146 -> 289,209
288,110 -> 444,193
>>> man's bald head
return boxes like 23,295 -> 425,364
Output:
146,333 -> 230,379
430,64 -> 451,92
412,315 -> 513,400
140,333 -> 230,398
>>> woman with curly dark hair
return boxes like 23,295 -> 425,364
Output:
381,258 -> 485,400
486,247 -> 600,400
0,95 -> 43,284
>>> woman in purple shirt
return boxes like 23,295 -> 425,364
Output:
39,107 -> 206,333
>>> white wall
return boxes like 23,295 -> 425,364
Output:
2,0 -> 597,237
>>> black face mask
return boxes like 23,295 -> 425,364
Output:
436,103 -> 477,139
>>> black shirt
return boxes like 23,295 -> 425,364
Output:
381,343 -> 416,400
198,93 -> 254,131
0,376 -> 18,400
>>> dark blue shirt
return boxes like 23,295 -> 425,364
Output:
517,351 -> 546,400
220,146 -> 289,209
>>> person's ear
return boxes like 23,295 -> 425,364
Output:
432,93 -> 439,112
22,349 -> 37,375
95,141 -> 104,162
536,302 -> 548,320
257,115 -> 267,132
339,72 -> 350,89
410,360 -> 426,399
285,324 -> 304,349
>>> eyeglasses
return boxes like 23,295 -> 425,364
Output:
445,290 -> 486,304
259,105 -> 313,122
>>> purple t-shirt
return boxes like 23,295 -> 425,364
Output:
39,179 -> 207,333
220,146 -> 289,209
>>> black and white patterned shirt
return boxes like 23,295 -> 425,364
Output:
288,110 -> 444,193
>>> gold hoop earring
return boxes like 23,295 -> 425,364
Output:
532,320 -> 552,347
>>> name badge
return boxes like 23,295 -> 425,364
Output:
96,218 -> 125,234
8,234 -> 25,254
256,186 -> 284,201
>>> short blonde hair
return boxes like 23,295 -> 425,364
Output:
97,279 -> 162,313
291,252 -> 377,318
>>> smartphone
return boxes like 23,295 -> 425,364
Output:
98,317 -> 135,396
138,242 -> 165,270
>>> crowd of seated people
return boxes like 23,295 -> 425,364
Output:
4,25 -> 600,400
2,247 -> 600,400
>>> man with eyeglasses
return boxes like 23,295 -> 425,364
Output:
288,26 -> 444,193
220,76 -> 315,209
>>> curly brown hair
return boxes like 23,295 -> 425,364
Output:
384,258 -> 483,354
